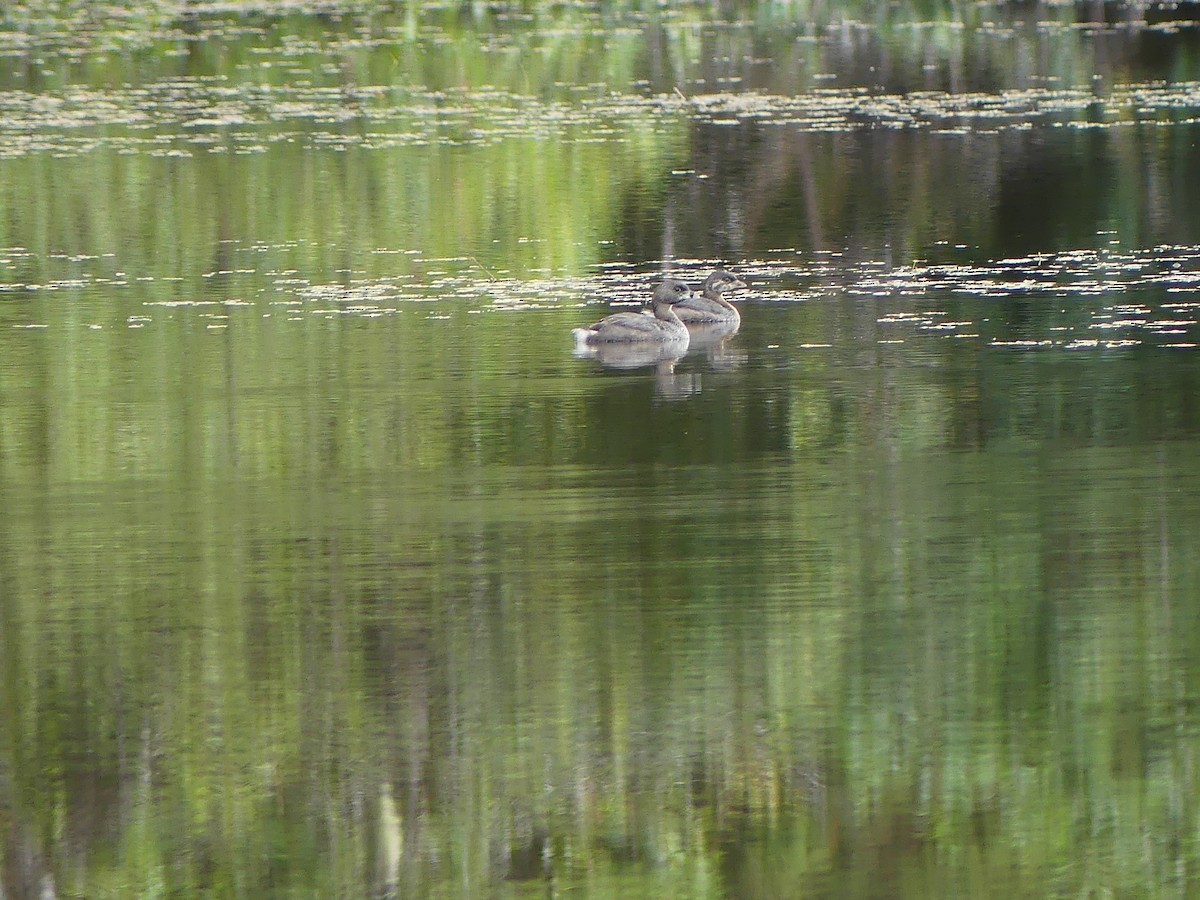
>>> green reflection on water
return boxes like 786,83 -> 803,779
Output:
5,2 -> 1200,898
0,118 -> 684,280
7,361 -> 1200,896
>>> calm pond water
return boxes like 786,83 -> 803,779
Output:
5,1 -> 1200,896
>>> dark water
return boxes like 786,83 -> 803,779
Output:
4,2 -> 1200,896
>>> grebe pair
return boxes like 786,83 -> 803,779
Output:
572,269 -> 746,346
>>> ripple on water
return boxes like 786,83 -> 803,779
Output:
6,75 -> 1200,158
5,242 -> 1200,353
835,245 -> 1200,350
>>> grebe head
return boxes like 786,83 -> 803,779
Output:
655,278 -> 696,306
703,269 -> 747,295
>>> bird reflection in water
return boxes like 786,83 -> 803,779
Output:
572,341 -> 701,400
684,319 -> 745,372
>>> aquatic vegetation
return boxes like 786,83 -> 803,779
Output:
678,81 -> 1200,132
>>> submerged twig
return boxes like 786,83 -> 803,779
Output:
471,257 -> 498,282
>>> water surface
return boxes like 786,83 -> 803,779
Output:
4,2 -> 1200,896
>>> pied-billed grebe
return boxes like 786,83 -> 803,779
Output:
675,268 -> 746,325
573,278 -> 694,345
